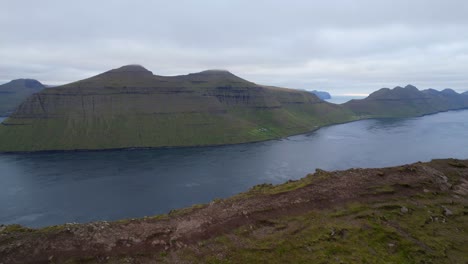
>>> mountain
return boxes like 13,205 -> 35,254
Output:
343,85 -> 468,118
0,65 -> 355,152
1,158 -> 467,263
309,90 -> 331,100
0,79 -> 45,116
463,91 -> 468,95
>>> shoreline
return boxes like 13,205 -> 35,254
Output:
1,107 -> 468,155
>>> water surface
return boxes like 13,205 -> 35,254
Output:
325,95 -> 366,104
1,110 -> 468,227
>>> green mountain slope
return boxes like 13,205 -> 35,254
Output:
0,79 -> 45,116
343,85 -> 468,118
0,65 -> 355,152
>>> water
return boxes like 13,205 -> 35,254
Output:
325,95 -> 366,104
1,110 -> 468,227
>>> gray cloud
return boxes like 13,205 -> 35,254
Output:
1,0 -> 467,94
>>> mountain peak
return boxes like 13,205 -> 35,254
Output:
199,69 -> 232,74
110,64 -> 152,73
404,84 -> 418,90
1,79 -> 44,90
441,88 -> 458,96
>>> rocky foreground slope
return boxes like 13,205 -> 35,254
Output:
0,65 -> 354,152
1,159 -> 467,263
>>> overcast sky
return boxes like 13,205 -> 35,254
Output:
1,0 -> 467,95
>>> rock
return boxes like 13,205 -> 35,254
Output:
442,206 -> 453,216
400,206 -> 409,214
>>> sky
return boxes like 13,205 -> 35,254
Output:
1,0 -> 468,95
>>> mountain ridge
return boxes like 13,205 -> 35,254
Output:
343,84 -> 468,118
0,79 -> 45,116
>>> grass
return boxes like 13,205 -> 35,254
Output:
174,193 -> 468,264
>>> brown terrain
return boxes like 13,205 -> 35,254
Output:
0,159 -> 467,263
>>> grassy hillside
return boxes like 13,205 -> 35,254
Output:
1,159 -> 466,263
343,85 -> 468,118
0,79 -> 45,116
0,65 -> 355,152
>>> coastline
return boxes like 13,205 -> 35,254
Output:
1,107 -> 468,155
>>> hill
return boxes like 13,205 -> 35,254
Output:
0,79 -> 45,116
0,65 -> 355,152
1,158 -> 467,263
343,85 -> 468,118
309,90 -> 331,100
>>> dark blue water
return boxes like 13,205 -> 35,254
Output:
1,110 -> 468,227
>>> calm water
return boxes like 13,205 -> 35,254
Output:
1,110 -> 468,227
325,95 -> 366,104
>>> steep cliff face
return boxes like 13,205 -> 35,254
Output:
0,79 -> 45,116
0,65 -> 354,152
343,85 -> 468,118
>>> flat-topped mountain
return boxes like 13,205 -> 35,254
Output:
0,79 -> 45,116
343,84 -> 468,118
0,65 -> 354,152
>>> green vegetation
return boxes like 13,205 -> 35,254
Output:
0,67 -> 467,153
0,65 -> 355,152
175,194 -> 467,264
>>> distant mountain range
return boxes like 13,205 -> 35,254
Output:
343,85 -> 468,118
309,90 -> 331,100
0,79 -> 45,116
0,66 -> 467,152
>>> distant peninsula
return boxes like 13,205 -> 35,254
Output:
0,66 -> 468,152
309,90 -> 331,100
0,79 -> 45,117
